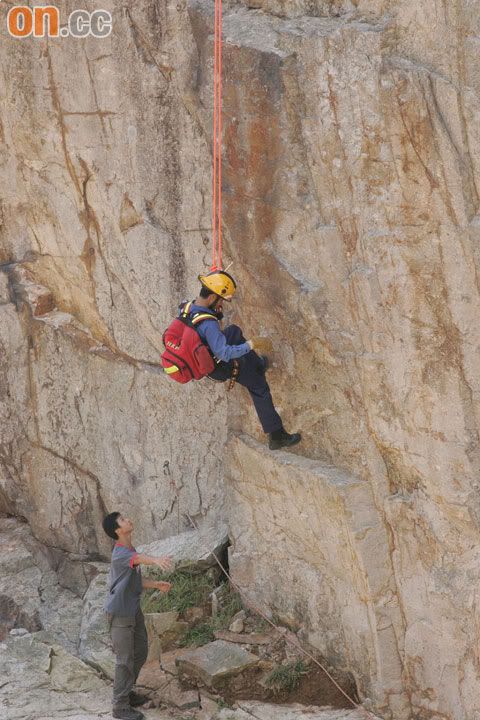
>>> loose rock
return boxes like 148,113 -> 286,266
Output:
176,640 -> 260,688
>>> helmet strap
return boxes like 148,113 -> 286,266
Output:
209,295 -> 224,320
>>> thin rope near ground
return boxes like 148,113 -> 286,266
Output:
168,493 -> 376,720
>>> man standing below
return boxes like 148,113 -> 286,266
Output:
182,270 -> 301,450
102,512 -> 173,720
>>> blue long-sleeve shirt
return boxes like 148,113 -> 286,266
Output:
185,303 -> 251,363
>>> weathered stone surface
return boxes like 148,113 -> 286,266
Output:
228,611 -> 245,633
50,646 -> 106,693
144,611 -> 189,660
0,518 -> 83,653
226,436 -> 408,717
138,658 -> 201,711
78,570 -> 114,678
0,272 -> 10,303
0,0 -> 229,557
140,524 -> 229,571
0,633 -> 111,720
2,0 -> 480,718
215,703 -> 379,720
176,639 -> 260,687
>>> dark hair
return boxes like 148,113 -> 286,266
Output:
199,285 -> 215,299
102,511 -> 120,540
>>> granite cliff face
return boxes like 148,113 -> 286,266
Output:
1,1 -> 480,718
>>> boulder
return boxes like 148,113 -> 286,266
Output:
50,646 -> 106,693
139,524 -> 229,573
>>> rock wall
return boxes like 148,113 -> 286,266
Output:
2,1 -> 480,719
0,0 -> 229,555
215,2 -> 480,719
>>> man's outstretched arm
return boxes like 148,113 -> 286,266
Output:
132,554 -> 172,571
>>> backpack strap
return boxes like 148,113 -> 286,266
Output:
180,301 -> 193,319
191,312 -> 219,327
178,301 -> 219,328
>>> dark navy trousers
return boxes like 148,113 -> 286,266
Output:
208,325 -> 283,434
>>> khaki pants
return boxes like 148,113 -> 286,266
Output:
111,609 -> 148,710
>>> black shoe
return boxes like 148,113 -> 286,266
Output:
113,707 -> 145,720
129,691 -> 149,707
268,428 -> 302,451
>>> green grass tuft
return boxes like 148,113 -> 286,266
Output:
178,586 -> 244,647
179,622 -> 216,647
141,569 -> 213,614
264,661 -> 309,693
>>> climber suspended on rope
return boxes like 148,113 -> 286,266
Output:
161,1 -> 300,449
161,269 -> 301,451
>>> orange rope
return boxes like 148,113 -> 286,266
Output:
212,0 -> 217,271
211,0 -> 223,271
217,0 -> 223,269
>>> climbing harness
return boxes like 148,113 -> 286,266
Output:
227,359 -> 239,391
211,0 -> 223,271
160,301 -> 219,382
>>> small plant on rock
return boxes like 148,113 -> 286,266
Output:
179,622 -> 216,647
264,660 -> 309,694
179,586 -> 244,647
216,698 -> 233,710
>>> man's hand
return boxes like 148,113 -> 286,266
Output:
133,553 -> 174,570
248,337 -> 273,354
142,578 -> 173,591
154,556 -> 173,572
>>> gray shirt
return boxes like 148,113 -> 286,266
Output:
104,544 -> 143,617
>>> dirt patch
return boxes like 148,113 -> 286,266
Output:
204,661 -> 356,710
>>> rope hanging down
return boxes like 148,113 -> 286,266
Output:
211,0 -> 223,271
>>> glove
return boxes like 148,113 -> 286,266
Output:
247,336 -> 273,354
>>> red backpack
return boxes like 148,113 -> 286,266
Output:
161,302 -> 218,383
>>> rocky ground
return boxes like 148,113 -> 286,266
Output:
0,516 -> 377,720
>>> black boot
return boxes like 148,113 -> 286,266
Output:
268,427 -> 302,451
113,708 -> 145,720
129,690 -> 149,707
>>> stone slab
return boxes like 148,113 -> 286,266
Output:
176,639 -> 260,687
216,702 -> 380,720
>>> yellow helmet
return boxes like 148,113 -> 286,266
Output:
198,270 -> 237,301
